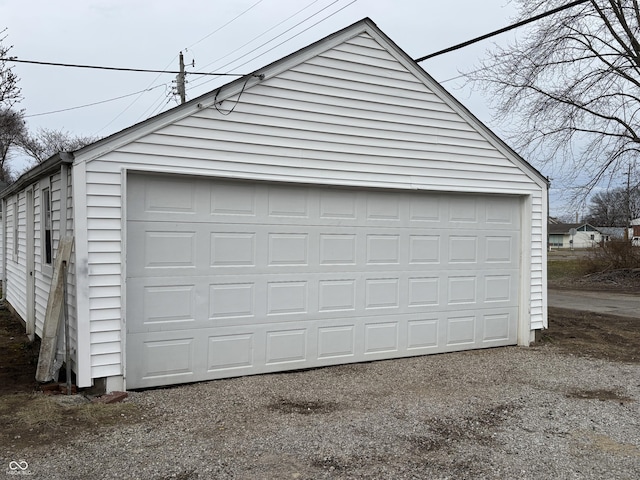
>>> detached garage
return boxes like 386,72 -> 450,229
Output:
1,18 -> 547,391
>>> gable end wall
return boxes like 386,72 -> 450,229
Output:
75,31 -> 547,385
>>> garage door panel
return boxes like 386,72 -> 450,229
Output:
409,194 -> 442,223
210,182 -> 257,217
267,186 -> 310,218
408,277 -> 440,307
127,175 -> 209,222
482,312 -> 513,343
127,311 -> 518,388
485,197 -> 518,226
446,315 -> 477,346
407,318 -> 439,350
317,325 -> 356,359
409,235 -> 441,264
126,332 -> 198,385
207,333 -> 255,372
128,224 -> 519,278
364,322 -> 399,354
483,273 -> 516,303
485,235 -> 517,263
127,269 -> 519,334
211,232 -> 256,267
265,329 -> 308,365
127,222 -> 205,277
448,236 -> 478,264
447,276 -> 477,305
319,190 -> 358,220
365,193 -> 401,221
210,282 -> 256,320
126,174 -> 522,389
448,197 -> 479,223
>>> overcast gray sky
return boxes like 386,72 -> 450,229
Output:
2,1 -> 518,133
5,1 -> 575,213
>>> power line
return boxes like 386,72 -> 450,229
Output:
107,54 -> 179,133
17,0 -> 579,122
228,0 -> 357,73
190,0 -> 356,91
415,0 -> 589,62
191,0 -> 323,77
24,84 -> 167,118
187,0 -> 265,49
189,0 -> 345,90
2,57 -> 248,76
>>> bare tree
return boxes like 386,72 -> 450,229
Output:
467,0 -> 640,202
0,108 -> 25,182
0,28 -> 23,183
0,28 -> 21,109
19,128 -> 98,164
585,186 -> 640,225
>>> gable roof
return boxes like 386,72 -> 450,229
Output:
598,227 -> 625,237
5,18 -> 548,194
548,223 -> 601,235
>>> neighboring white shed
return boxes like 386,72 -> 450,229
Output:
548,223 -> 602,249
1,18 -> 548,391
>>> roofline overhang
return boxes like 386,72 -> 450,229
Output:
0,152 -> 75,198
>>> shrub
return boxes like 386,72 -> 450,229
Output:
585,240 -> 640,271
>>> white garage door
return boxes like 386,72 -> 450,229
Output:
126,173 -> 521,389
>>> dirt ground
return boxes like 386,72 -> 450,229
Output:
0,310 -> 40,395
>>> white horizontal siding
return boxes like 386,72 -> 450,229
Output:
79,29 -> 547,383
104,149 -> 535,193
89,296 -> 121,310
90,330 -> 121,343
4,167 -> 79,364
90,308 -> 122,321
91,363 -> 121,378
34,181 -> 50,337
530,192 -> 547,330
90,341 -> 121,355
5,193 -> 27,320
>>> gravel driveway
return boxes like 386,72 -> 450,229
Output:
3,340 -> 639,479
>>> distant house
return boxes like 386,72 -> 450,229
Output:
598,227 -> 626,242
548,223 -> 602,249
631,219 -> 640,245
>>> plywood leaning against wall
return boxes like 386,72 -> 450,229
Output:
35,236 -> 74,382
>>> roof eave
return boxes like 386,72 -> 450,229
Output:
0,152 -> 74,198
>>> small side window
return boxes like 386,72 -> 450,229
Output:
12,198 -> 18,262
42,187 -> 52,265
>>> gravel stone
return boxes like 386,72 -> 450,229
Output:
2,344 -> 639,479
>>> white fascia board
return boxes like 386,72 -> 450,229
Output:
71,160 -> 92,387
120,164 -> 539,197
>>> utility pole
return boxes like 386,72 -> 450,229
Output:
176,51 -> 186,104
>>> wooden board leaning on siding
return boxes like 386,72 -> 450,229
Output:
35,236 -> 74,383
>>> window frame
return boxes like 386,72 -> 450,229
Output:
12,196 -> 18,263
40,178 -> 54,276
